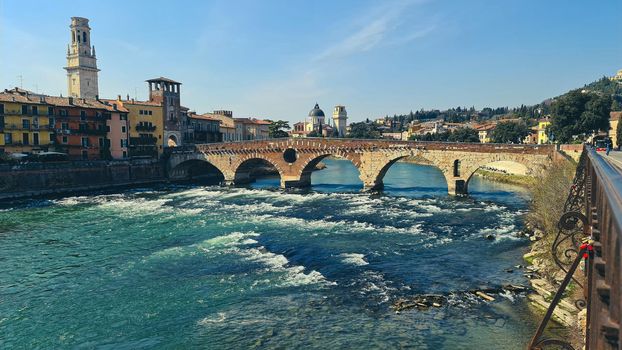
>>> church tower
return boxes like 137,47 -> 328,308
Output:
64,17 -> 100,99
332,105 -> 348,137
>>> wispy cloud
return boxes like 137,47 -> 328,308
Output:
237,0 -> 439,120
314,0 -> 434,62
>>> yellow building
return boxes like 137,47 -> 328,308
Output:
537,120 -> 551,144
112,97 -> 165,157
475,123 -> 496,143
610,112 -> 621,149
0,88 -> 53,154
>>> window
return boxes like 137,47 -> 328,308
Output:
62,136 -> 68,144
81,137 -> 89,147
80,111 -> 86,120
0,116 -> 4,128
4,134 -> 12,144
61,122 -> 69,130
22,133 -> 29,145
59,109 -> 67,116
121,126 -> 126,133
48,107 -> 54,115
22,105 -> 28,114
33,133 -> 39,145
22,119 -> 30,129
49,118 -> 55,128
82,32 -> 87,43
120,114 -> 127,121
453,160 -> 461,177
149,111 -> 153,115
99,138 -> 104,147
107,126 -> 110,132
0,103 -> 5,114
122,151 -> 127,158
32,106 -> 38,115
81,151 -> 88,160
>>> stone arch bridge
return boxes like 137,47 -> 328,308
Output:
166,138 -> 563,195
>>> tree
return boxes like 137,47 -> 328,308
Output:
307,130 -> 321,137
492,121 -> 530,143
346,122 -> 381,139
611,99 -> 621,112
447,128 -> 480,142
267,120 -> 290,138
617,116 -> 622,150
549,90 -> 611,143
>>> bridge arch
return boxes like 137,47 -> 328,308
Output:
168,158 -> 226,184
232,156 -> 284,186
295,152 -> 362,187
361,153 -> 451,192
459,154 -> 546,195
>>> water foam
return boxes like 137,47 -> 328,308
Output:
339,253 -> 369,266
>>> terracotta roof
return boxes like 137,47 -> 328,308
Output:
188,113 -> 220,122
474,124 -> 496,131
252,119 -> 271,125
146,77 -> 181,84
117,99 -> 162,107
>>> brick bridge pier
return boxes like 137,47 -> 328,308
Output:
167,138 -> 561,195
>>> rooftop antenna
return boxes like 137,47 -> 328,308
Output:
134,87 -> 138,100
17,75 -> 23,89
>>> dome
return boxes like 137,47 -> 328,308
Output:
309,103 -> 325,117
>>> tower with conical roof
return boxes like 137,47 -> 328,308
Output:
64,17 -> 100,99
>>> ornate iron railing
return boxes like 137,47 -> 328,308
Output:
529,146 -> 621,349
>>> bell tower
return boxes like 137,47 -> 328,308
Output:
332,105 -> 348,137
64,17 -> 100,99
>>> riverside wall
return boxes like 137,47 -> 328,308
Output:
0,159 -> 166,200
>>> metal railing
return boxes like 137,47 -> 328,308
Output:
528,146 -> 621,349
584,147 -> 621,349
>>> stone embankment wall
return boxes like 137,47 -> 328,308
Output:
0,160 -> 165,200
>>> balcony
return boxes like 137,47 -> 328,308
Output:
130,136 -> 158,145
69,128 -> 107,136
135,124 -> 157,132
2,124 -> 53,131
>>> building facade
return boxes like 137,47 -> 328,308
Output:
211,110 -> 236,141
64,17 -> 99,99
537,120 -> 551,144
187,113 -> 222,143
104,103 -> 129,159
233,118 -> 270,140
0,89 -> 53,154
112,97 -> 164,158
48,96 -> 109,160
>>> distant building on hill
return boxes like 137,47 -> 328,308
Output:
537,119 -> 552,144
474,123 -> 496,143
610,69 -> 622,82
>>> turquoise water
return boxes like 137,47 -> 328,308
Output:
0,159 -> 543,349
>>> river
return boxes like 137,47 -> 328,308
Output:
0,158 -> 548,349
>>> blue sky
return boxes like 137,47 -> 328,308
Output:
1,0 -> 620,123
